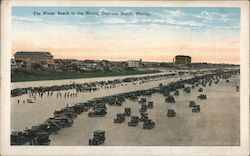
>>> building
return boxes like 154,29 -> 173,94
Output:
14,51 -> 54,65
83,60 -> 99,70
127,60 -> 140,68
173,55 -> 191,64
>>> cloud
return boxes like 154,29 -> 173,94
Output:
102,18 -> 127,25
80,15 -> 202,28
153,10 -> 204,28
163,9 -> 186,17
165,18 -> 204,27
153,9 -> 239,30
12,15 -> 43,23
194,11 -> 233,22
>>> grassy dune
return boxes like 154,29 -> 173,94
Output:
11,70 -> 161,82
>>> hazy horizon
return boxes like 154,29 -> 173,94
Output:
12,7 -> 240,64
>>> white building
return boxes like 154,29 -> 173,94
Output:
127,60 -> 140,68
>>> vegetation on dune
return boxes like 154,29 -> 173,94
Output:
11,69 -> 161,82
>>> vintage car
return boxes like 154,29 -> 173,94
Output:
174,90 -> 179,96
108,98 -> 122,106
165,95 -> 175,103
236,86 -> 240,92
140,112 -> 149,122
128,94 -> 138,101
52,115 -> 73,127
38,122 -> 61,134
143,90 -> 152,97
72,104 -> 85,114
124,107 -> 131,116
114,113 -> 125,123
198,94 -> 207,100
139,98 -> 147,104
22,127 -> 51,145
183,87 -> 191,93
54,108 -> 77,119
139,104 -> 148,113
189,101 -> 196,107
128,116 -> 140,127
11,131 -> 30,145
147,101 -> 153,109
88,108 -> 107,117
143,119 -> 155,129
89,130 -> 105,145
192,105 -> 200,112
43,119 -> 63,133
167,109 -> 176,117
30,132 -> 51,145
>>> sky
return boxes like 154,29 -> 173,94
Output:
12,7 -> 240,63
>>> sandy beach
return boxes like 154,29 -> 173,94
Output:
11,72 -> 240,146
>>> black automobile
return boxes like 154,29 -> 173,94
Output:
167,109 -> 176,117
198,94 -> 207,100
165,95 -> 175,103
189,101 -> 196,107
148,101 -> 153,109
88,108 -> 107,117
174,90 -> 179,96
124,108 -> 131,116
89,130 -> 105,145
192,105 -> 200,113
128,116 -> 140,127
198,88 -> 203,92
143,119 -> 155,129
114,113 -> 125,123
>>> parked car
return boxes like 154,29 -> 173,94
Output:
143,119 -> 155,129
128,116 -> 139,127
236,86 -> 240,92
167,109 -> 176,117
174,90 -> 179,96
189,101 -> 196,107
198,94 -> 207,100
192,105 -> 200,112
89,130 -> 105,145
148,101 -> 153,109
88,108 -> 107,117
165,95 -> 175,103
124,108 -> 131,116
114,113 -> 125,123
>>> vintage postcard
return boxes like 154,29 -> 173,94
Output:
1,0 -> 249,156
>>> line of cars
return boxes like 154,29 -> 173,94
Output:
11,72 -> 178,97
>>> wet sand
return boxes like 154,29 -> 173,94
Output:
11,73 -> 240,146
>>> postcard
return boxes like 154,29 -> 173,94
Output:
1,0 -> 249,156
